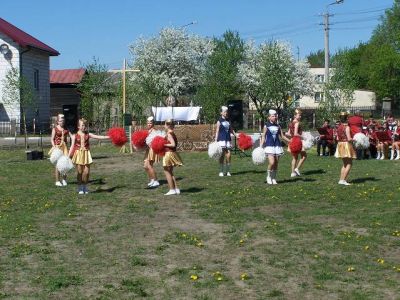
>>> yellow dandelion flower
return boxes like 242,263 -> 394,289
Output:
314,254 -> 319,259
240,273 -> 249,280
190,275 -> 198,281
364,245 -> 369,250
377,258 -> 385,264
196,242 -> 203,247
217,276 -> 223,281
347,267 -> 355,272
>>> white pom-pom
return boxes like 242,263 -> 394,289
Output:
146,130 -> 166,146
208,142 -> 223,160
252,147 -> 266,165
353,132 -> 370,149
49,148 -> 63,165
56,155 -> 74,175
302,132 -> 315,150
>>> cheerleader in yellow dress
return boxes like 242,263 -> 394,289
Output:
144,116 -> 160,188
335,112 -> 357,185
68,119 -> 110,194
49,114 -> 73,186
163,119 -> 183,195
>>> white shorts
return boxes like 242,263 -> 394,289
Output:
264,146 -> 284,156
218,141 -> 232,149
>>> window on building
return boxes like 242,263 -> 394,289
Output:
315,74 -> 325,83
34,69 -> 39,90
314,92 -> 324,103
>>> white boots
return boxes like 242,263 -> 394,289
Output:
266,170 -> 278,185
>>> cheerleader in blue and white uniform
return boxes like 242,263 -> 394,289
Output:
215,106 -> 236,176
260,109 -> 291,184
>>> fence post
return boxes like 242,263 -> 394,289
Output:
313,112 -> 316,129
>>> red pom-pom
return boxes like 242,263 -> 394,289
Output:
108,127 -> 128,147
151,136 -> 166,156
289,136 -> 302,155
237,133 -> 253,150
132,130 -> 148,149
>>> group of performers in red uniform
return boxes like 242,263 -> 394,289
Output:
317,110 -> 400,160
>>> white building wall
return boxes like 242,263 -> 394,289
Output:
0,32 -> 20,121
20,48 -> 50,130
298,68 -> 376,109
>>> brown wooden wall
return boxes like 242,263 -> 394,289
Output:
50,86 -> 80,117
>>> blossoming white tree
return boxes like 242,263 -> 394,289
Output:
238,41 -> 314,121
129,27 -> 213,106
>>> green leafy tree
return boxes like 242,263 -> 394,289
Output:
78,58 -> 117,131
238,41 -> 314,123
364,43 -> 400,104
129,27 -> 213,106
2,67 -> 37,148
316,48 -> 359,123
307,50 -> 325,68
195,30 -> 245,122
371,0 -> 400,52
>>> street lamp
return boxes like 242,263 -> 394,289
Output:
0,43 -> 10,55
180,21 -> 197,29
324,0 -> 344,84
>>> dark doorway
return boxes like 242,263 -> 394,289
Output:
228,100 -> 243,130
63,105 -> 78,133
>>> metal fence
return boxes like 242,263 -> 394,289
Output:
0,119 -> 51,136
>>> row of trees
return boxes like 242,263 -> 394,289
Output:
8,1 -> 398,132
79,28 -> 317,126
308,0 -> 400,109
130,28 -> 318,124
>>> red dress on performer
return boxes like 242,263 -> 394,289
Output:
71,132 -> 93,165
49,126 -> 69,156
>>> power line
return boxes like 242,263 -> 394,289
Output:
245,24 -> 319,40
240,16 -> 319,36
251,29 -> 322,41
334,6 -> 391,16
333,15 -> 382,25
330,26 -> 377,31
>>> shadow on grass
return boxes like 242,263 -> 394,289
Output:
180,187 -> 204,193
303,169 -> 326,175
233,170 -> 266,175
92,185 -> 126,193
278,177 -> 316,184
70,178 -> 106,185
351,177 -> 378,183
91,155 -> 110,159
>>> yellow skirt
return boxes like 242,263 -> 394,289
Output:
144,148 -> 160,163
72,149 -> 93,165
335,142 -> 357,159
163,151 -> 183,167
48,143 -> 68,156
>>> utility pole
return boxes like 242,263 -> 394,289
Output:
296,46 -> 300,62
322,0 -> 344,84
324,12 -> 330,84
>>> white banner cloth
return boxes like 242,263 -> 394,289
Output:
151,106 -> 201,121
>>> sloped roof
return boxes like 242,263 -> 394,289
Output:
0,18 -> 59,56
50,68 -> 86,84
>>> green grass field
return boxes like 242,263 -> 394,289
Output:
0,146 -> 399,299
